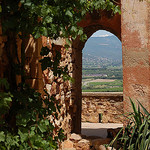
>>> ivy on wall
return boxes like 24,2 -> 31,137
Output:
0,0 -> 120,149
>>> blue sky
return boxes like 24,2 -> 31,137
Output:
91,30 -> 114,37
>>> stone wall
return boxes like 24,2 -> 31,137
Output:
0,29 -> 74,138
82,92 -> 123,123
42,38 -> 74,137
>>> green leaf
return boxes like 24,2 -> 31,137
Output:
16,113 -> 31,127
34,30 -> 41,39
18,129 -> 28,143
129,98 -> 140,125
65,10 -> 73,17
0,131 -> 5,142
38,123 -> 47,133
45,16 -> 52,23
20,0 -> 25,3
137,100 -> 150,116
42,27 -> 48,37
71,26 -> 78,32
44,119 -> 49,126
0,5 -> 2,13
66,38 -> 71,47
24,2 -> 32,6
78,29 -> 83,35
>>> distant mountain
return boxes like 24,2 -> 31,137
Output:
82,36 -> 122,68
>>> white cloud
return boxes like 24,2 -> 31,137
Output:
91,30 -> 114,37
92,34 -> 111,37
99,43 -> 109,45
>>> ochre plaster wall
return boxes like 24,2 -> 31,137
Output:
122,0 -> 150,112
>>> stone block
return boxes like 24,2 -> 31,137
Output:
62,140 -> 74,149
98,145 -> 106,150
70,133 -> 82,141
92,138 -> 111,150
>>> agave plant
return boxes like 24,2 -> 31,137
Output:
109,98 -> 150,150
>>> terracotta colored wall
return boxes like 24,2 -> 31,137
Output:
122,0 -> 150,112
24,38 -> 44,92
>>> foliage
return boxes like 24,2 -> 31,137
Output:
108,99 -> 150,150
0,78 -> 12,120
1,0 -> 120,41
0,47 -> 66,149
0,0 -> 120,149
83,67 -> 123,80
82,79 -> 123,92
0,83 -> 65,150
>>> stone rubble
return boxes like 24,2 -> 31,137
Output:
61,133 -> 117,150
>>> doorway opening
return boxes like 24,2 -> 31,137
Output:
81,30 -> 123,138
82,30 -> 123,93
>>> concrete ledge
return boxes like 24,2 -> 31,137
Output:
82,92 -> 123,97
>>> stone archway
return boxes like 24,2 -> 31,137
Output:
71,0 -> 150,134
71,9 -> 121,133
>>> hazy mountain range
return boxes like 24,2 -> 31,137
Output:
82,36 -> 122,68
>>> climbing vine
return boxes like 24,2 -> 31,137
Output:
0,0 -> 120,149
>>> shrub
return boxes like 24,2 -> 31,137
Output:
109,98 -> 150,150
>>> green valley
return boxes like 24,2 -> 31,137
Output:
82,35 -> 123,92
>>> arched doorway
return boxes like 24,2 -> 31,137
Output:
81,30 -> 123,138
71,9 -> 121,133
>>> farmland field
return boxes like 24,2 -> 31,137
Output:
82,78 -> 123,92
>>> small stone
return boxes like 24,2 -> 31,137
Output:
70,133 -> 82,141
62,140 -> 74,149
76,142 -> 90,150
99,145 -> 106,150
78,139 -> 90,144
92,138 -> 111,150
76,139 -> 91,150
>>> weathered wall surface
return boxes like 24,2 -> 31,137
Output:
82,92 -> 123,123
122,0 -> 150,112
41,38 -> 74,137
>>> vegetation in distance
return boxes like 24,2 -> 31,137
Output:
82,79 -> 123,92
82,67 -> 123,92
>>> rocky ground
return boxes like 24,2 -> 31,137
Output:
61,133 -> 116,150
61,123 -> 123,150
